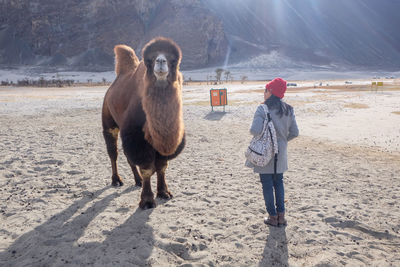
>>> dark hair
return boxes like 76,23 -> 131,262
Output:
264,94 -> 293,117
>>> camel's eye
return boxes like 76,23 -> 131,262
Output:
156,57 -> 167,64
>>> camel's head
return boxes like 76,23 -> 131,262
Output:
153,54 -> 168,80
143,37 -> 182,83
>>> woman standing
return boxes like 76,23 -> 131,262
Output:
249,78 -> 299,227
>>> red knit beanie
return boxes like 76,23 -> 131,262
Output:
265,78 -> 287,99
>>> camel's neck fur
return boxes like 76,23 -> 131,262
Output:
142,76 -> 184,156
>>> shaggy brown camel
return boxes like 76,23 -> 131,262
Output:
101,37 -> 185,209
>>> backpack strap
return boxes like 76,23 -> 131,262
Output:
266,122 -> 278,180
262,104 -> 278,179
267,113 -> 272,122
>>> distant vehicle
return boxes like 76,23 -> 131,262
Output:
345,81 -> 352,84
287,83 -> 297,87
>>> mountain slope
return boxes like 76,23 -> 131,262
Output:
0,0 -> 399,70
203,0 -> 400,69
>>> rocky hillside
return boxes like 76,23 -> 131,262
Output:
0,0 -> 227,69
1,0 -> 399,70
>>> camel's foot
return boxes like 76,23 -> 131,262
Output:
139,197 -> 156,209
157,190 -> 173,199
111,174 -> 124,187
134,178 -> 142,187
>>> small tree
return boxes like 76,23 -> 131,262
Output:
224,70 -> 231,83
39,77 -> 45,87
206,74 -> 213,85
215,68 -> 224,84
241,75 -> 248,84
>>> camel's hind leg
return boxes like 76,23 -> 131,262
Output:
139,166 -> 156,209
155,158 -> 173,199
103,128 -> 124,186
102,105 -> 123,186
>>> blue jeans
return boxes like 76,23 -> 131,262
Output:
259,173 -> 285,216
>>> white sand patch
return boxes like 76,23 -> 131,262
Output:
0,81 -> 399,266
0,67 -> 115,84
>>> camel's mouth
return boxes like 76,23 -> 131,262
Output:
154,70 -> 168,80
155,70 -> 168,75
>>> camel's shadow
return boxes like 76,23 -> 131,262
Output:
259,226 -> 289,267
0,186 -> 155,266
203,111 -> 227,121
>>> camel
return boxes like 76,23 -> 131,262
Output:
101,37 -> 185,209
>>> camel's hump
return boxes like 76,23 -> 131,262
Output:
114,45 -> 140,76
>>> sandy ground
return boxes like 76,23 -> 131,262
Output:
0,82 -> 400,266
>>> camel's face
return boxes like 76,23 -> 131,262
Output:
154,54 -> 168,80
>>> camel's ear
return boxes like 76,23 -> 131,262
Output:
167,58 -> 179,82
169,59 -> 179,69
144,58 -> 154,74
144,61 -> 155,82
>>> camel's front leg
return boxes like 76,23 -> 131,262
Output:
139,167 -> 156,209
155,159 -> 173,199
127,158 -> 142,187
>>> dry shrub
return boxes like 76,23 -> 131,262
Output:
344,103 -> 369,109
232,89 -> 265,94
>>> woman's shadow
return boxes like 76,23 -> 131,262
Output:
0,185 -> 155,266
259,226 -> 289,267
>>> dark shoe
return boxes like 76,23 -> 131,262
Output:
278,212 -> 287,227
264,215 -> 278,226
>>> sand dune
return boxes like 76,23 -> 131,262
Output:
0,83 -> 399,266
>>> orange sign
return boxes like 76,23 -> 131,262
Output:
210,88 -> 227,111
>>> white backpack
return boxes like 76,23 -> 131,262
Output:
245,104 -> 279,168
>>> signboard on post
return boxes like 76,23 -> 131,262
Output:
210,88 -> 228,112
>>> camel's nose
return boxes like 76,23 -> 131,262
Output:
156,58 -> 167,65
155,63 -> 168,74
